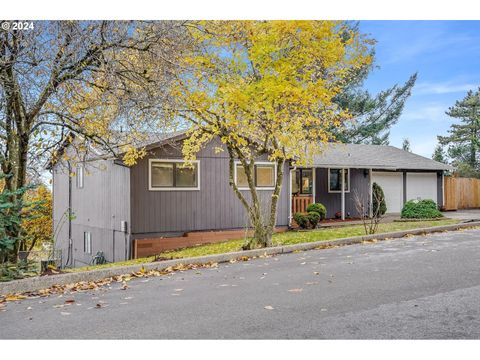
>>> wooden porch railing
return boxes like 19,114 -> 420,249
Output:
292,195 -> 313,214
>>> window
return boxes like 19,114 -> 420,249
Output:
235,162 -> 276,189
84,232 -> 92,254
236,164 -> 248,188
149,160 -> 199,190
293,169 -> 313,195
255,164 -> 275,187
76,164 -> 84,189
328,168 -> 350,193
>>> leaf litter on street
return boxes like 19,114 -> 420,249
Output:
0,262 -> 219,306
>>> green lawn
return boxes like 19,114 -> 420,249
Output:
66,218 -> 459,273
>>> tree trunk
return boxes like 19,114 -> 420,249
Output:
227,147 -> 283,250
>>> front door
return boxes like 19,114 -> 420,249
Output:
292,168 -> 314,213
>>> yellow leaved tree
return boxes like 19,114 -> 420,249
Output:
21,185 -> 53,253
173,21 -> 374,248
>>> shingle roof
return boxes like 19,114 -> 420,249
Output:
312,143 -> 453,171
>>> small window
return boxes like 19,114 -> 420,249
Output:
235,162 -> 276,189
76,165 -> 84,189
255,164 -> 275,187
151,162 -> 174,187
84,232 -> 92,254
149,160 -> 199,190
329,168 -> 349,192
236,164 -> 248,188
293,169 -> 313,195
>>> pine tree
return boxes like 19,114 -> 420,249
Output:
333,73 -> 417,145
432,144 -> 447,164
402,138 -> 411,152
438,89 -> 480,173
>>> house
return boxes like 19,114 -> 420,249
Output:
51,133 -> 452,267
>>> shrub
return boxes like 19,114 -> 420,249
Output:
293,212 -> 309,229
307,211 -> 321,228
401,199 -> 444,219
306,203 -> 326,220
372,182 -> 387,216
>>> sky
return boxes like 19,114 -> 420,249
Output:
358,20 -> 480,157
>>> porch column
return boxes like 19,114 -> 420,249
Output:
341,168 -> 345,220
369,168 -> 373,217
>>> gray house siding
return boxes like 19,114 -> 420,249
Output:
130,139 -> 290,238
314,168 -> 370,218
53,158 -> 131,267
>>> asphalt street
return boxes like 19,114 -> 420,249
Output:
1,228 -> 480,339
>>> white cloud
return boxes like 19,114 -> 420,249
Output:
401,103 -> 448,122
415,81 -> 478,95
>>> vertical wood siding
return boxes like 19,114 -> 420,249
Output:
53,158 -> 131,266
130,140 -> 290,237
314,168 -> 370,218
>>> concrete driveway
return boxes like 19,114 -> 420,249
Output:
443,209 -> 480,221
1,228 -> 480,339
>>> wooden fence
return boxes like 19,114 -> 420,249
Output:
443,176 -> 480,210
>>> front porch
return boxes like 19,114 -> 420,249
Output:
290,167 -> 370,222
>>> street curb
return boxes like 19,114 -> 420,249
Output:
1,221 -> 479,295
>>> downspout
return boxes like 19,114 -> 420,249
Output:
289,166 -> 296,227
341,168 -> 345,220
65,161 -> 73,268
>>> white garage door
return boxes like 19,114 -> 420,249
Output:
406,173 -> 437,204
372,172 -> 403,213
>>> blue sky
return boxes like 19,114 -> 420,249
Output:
358,21 -> 480,157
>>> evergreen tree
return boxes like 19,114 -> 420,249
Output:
402,138 -> 412,152
432,144 -> 447,164
333,73 -> 417,145
438,88 -> 480,173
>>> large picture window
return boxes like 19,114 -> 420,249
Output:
235,162 -> 276,189
149,160 -> 199,190
328,168 -> 350,193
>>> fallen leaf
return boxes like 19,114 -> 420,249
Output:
60,312 -> 71,316
314,272 -> 320,275
264,305 -> 274,310
95,303 -> 102,308
174,288 -> 183,292
288,288 -> 303,293
65,299 -> 75,304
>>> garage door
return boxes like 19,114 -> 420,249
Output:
406,173 -> 437,204
372,172 -> 403,213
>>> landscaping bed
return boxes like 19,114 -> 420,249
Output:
65,219 -> 459,273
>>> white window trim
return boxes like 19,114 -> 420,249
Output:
84,232 -> 92,254
148,159 -> 200,191
76,164 -> 84,189
234,161 -> 277,191
328,168 -> 351,193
